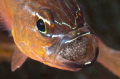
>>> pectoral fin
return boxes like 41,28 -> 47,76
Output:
0,1 -> 12,31
0,16 -> 7,31
11,46 -> 28,71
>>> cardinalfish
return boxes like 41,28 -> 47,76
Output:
2,0 -> 116,72
0,0 -> 99,71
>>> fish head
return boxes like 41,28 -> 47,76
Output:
12,0 -> 98,71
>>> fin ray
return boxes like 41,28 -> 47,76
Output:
0,16 -> 7,31
0,1 -> 12,31
11,46 -> 28,71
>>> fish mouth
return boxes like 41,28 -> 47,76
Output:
59,35 -> 89,61
61,48 -> 99,68
57,32 -> 98,68
46,30 -> 98,69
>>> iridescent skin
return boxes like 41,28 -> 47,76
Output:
3,0 -> 117,74
9,0 -> 98,71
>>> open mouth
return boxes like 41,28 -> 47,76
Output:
57,33 -> 98,68
59,36 -> 88,61
46,30 -> 98,69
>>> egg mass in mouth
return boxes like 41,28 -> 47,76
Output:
59,36 -> 89,61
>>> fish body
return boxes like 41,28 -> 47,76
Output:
0,0 -> 98,71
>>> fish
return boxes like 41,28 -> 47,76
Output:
0,0 -> 120,77
0,0 -> 99,71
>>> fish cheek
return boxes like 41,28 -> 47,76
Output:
12,12 -> 44,61
12,5 -> 58,63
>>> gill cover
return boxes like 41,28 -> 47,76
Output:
12,0 -> 98,71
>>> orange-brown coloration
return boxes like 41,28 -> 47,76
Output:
98,40 -> 120,77
0,0 -> 120,78
0,0 -> 13,30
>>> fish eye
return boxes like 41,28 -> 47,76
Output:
37,19 -> 46,33
35,8 -> 55,35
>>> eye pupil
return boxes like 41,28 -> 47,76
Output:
37,19 -> 46,32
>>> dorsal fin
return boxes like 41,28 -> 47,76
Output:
11,46 -> 28,71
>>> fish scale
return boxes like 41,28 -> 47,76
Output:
0,0 -> 98,72
1,1 -> 120,77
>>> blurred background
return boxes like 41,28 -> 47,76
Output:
0,0 -> 120,79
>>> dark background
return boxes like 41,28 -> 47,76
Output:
0,0 -> 120,79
